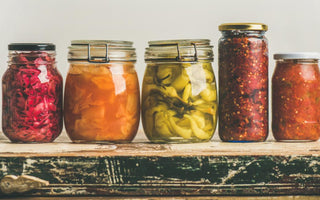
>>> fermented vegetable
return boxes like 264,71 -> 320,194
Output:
64,63 -> 140,142
142,62 -> 217,143
2,45 -> 63,143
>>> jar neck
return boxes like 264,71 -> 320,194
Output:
68,60 -> 136,65
221,30 -> 265,38
145,60 -> 212,64
9,50 -> 56,65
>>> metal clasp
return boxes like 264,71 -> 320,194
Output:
175,43 -> 198,62
88,44 -> 110,63
149,42 -> 199,62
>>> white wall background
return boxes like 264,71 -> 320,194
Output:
0,0 -> 319,141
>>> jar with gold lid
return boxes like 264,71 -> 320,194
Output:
218,23 -> 269,142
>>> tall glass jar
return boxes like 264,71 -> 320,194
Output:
142,39 -> 217,143
65,40 -> 140,143
272,53 -> 320,141
218,23 -> 268,142
2,43 -> 63,143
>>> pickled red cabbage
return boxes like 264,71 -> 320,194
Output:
2,52 -> 63,142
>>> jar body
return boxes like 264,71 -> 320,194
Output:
64,62 -> 140,143
142,62 -> 217,143
2,50 -> 63,142
218,31 -> 268,142
272,60 -> 320,141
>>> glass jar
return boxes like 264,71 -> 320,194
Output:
65,40 -> 140,143
272,53 -> 320,141
142,39 -> 217,143
2,43 -> 63,143
218,23 -> 268,142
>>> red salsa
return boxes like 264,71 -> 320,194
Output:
218,23 -> 268,142
272,53 -> 320,141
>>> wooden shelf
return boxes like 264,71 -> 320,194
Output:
0,132 -> 320,197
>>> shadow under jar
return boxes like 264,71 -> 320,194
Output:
142,39 -> 217,143
2,43 -> 63,143
218,23 -> 269,142
65,40 -> 140,143
272,53 -> 320,142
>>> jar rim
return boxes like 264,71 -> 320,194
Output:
274,52 -> 320,60
219,23 -> 268,31
68,40 -> 136,63
148,39 -> 211,46
71,40 -> 133,47
8,43 -> 55,51
145,39 -> 213,62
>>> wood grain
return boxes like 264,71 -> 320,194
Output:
1,196 -> 320,200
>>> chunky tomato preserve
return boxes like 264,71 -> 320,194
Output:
218,23 -> 268,142
272,55 -> 320,141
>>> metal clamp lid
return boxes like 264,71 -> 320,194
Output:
145,39 -> 213,62
68,40 -> 136,63
88,43 -> 109,63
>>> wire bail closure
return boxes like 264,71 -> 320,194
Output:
88,44 -> 110,63
149,42 -> 198,62
175,43 -> 198,62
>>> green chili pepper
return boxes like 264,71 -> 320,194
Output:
200,83 -> 217,102
171,69 -> 190,92
168,114 -> 192,139
156,66 -> 173,85
154,111 -> 173,137
185,115 -> 211,140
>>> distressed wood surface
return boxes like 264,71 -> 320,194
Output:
1,196 -> 320,200
0,132 -> 320,197
0,132 -> 319,157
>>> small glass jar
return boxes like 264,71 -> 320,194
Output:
142,39 -> 217,143
218,23 -> 269,142
272,53 -> 320,141
2,43 -> 63,143
65,40 -> 140,143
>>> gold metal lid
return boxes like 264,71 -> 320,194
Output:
219,23 -> 268,31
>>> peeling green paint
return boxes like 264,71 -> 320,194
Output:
1,155 -> 320,197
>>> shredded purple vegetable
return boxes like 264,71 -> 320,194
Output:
2,52 -> 63,142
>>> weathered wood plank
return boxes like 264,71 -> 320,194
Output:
0,155 -> 320,196
0,138 -> 319,157
0,133 -> 320,197
2,196 -> 320,200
